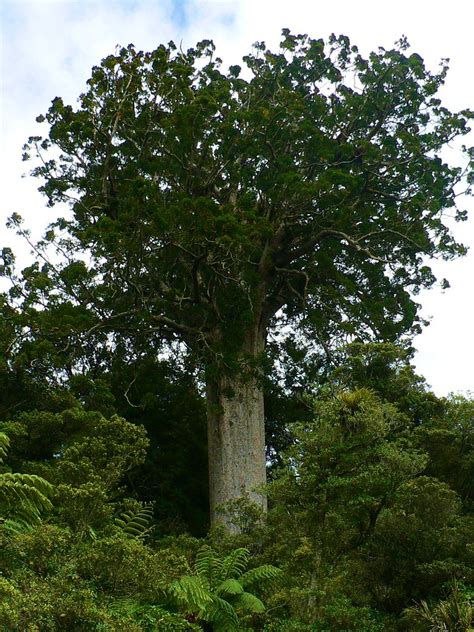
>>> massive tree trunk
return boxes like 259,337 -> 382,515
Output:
206,325 -> 267,532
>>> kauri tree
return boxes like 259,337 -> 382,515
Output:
12,31 -> 473,529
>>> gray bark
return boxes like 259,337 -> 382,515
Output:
206,327 -> 267,533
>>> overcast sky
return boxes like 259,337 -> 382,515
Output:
1,0 -> 473,395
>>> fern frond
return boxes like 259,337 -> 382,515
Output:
0,476 -> 52,508
195,545 -> 223,588
0,433 -> 9,464
203,595 -> 240,631
1,518 -> 34,534
168,575 -> 212,613
240,564 -> 283,589
0,472 -> 53,529
235,591 -> 265,613
216,578 -> 244,597
220,547 -> 250,581
115,504 -> 154,539
0,435 -> 53,531
0,472 -> 53,498
110,596 -> 143,616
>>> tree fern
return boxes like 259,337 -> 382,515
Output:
115,503 -> 154,540
167,545 -> 282,631
0,432 -> 53,531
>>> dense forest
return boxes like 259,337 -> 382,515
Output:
0,31 -> 473,630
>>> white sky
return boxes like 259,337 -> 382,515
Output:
1,0 -> 473,395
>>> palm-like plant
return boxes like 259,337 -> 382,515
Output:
0,432 -> 53,531
404,582 -> 473,631
168,545 -> 282,631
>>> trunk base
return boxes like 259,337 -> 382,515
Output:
206,370 -> 267,533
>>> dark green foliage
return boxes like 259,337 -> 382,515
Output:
0,402 -> 197,630
357,476 -> 471,612
107,357 -> 209,535
1,288 -> 209,534
415,394 -> 474,508
110,601 -> 201,631
1,408 -> 149,534
330,342 -> 444,423
0,524 -> 195,630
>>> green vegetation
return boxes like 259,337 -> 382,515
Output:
0,341 -> 472,630
0,30 -> 473,630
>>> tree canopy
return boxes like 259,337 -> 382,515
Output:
16,31 -> 472,366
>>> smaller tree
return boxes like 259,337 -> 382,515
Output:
266,388 -> 429,625
269,387 -> 427,558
